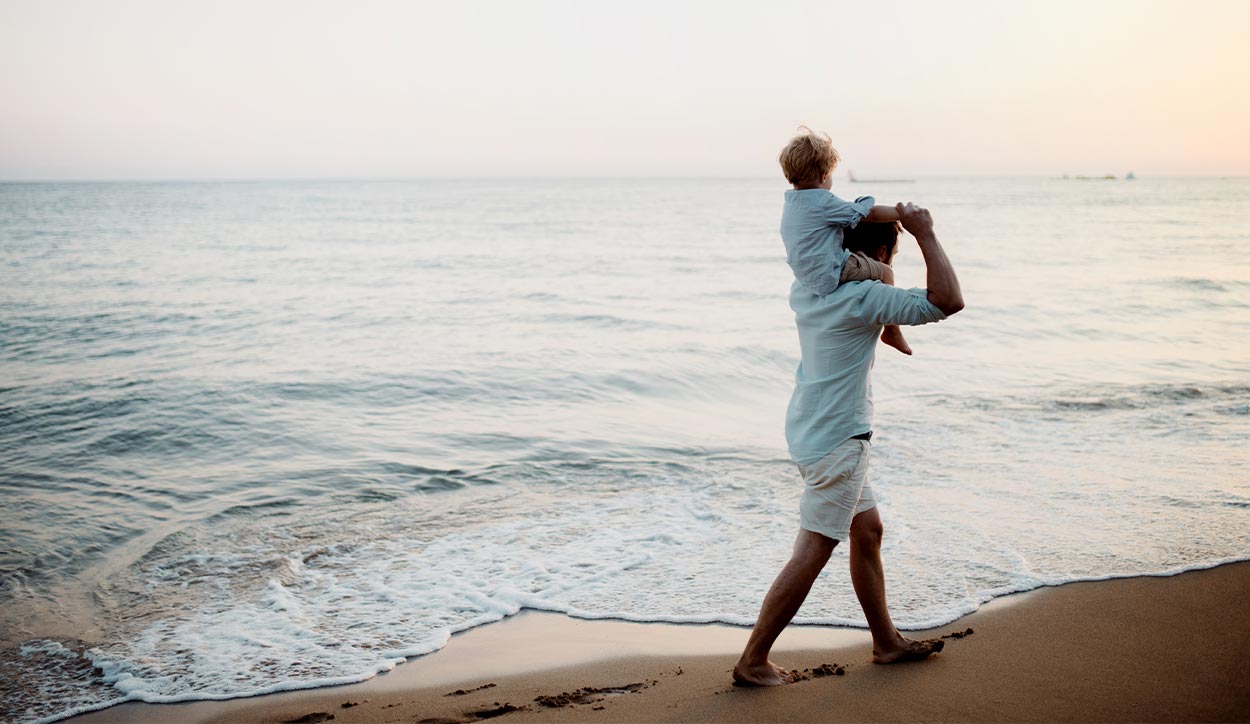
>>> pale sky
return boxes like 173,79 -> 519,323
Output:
2,0 -> 1248,179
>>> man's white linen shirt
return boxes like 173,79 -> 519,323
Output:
785,280 -> 947,465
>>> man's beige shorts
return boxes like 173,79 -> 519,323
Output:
798,437 -> 876,542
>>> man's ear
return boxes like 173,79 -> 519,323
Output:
875,246 -> 890,263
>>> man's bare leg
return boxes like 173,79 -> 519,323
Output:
733,529 -> 836,686
848,507 -> 943,663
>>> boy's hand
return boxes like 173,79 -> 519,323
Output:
896,202 -> 934,239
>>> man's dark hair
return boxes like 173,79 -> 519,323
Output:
844,221 -> 901,260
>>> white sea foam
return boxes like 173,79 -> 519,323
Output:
16,434 -> 1250,723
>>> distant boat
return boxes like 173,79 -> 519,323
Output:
1125,171 -> 1136,180
848,170 -> 915,184
1071,174 -> 1117,180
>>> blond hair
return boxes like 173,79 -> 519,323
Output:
778,126 -> 840,186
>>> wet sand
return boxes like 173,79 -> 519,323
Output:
70,561 -> 1250,723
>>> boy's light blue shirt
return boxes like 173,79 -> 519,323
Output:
785,279 -> 947,465
780,189 -> 875,296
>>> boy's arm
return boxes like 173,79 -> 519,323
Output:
864,204 -> 902,222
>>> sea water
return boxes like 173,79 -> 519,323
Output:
1,177 -> 1248,722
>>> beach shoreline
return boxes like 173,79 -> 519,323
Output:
67,560 -> 1250,724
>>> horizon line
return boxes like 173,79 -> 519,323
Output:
3,173 -> 1247,184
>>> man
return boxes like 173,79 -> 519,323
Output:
733,203 -> 965,686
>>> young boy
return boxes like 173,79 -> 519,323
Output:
778,127 -> 911,355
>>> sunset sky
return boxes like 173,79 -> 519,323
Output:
2,0 -> 1247,179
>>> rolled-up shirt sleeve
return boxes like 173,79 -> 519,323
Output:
856,283 -> 947,327
824,194 -> 875,228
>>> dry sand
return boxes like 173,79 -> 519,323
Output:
70,561 -> 1250,723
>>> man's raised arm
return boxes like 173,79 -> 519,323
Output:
896,202 -> 964,316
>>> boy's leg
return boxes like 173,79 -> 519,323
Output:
840,252 -> 891,285
880,325 -> 912,355
841,254 -> 913,356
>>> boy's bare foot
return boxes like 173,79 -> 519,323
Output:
881,326 -> 912,355
872,637 -> 944,664
732,660 -> 793,686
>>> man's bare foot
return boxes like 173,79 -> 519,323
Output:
881,326 -> 912,356
732,660 -> 793,686
872,637 -> 944,664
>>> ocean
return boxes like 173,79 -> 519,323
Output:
2,177 -> 1248,723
